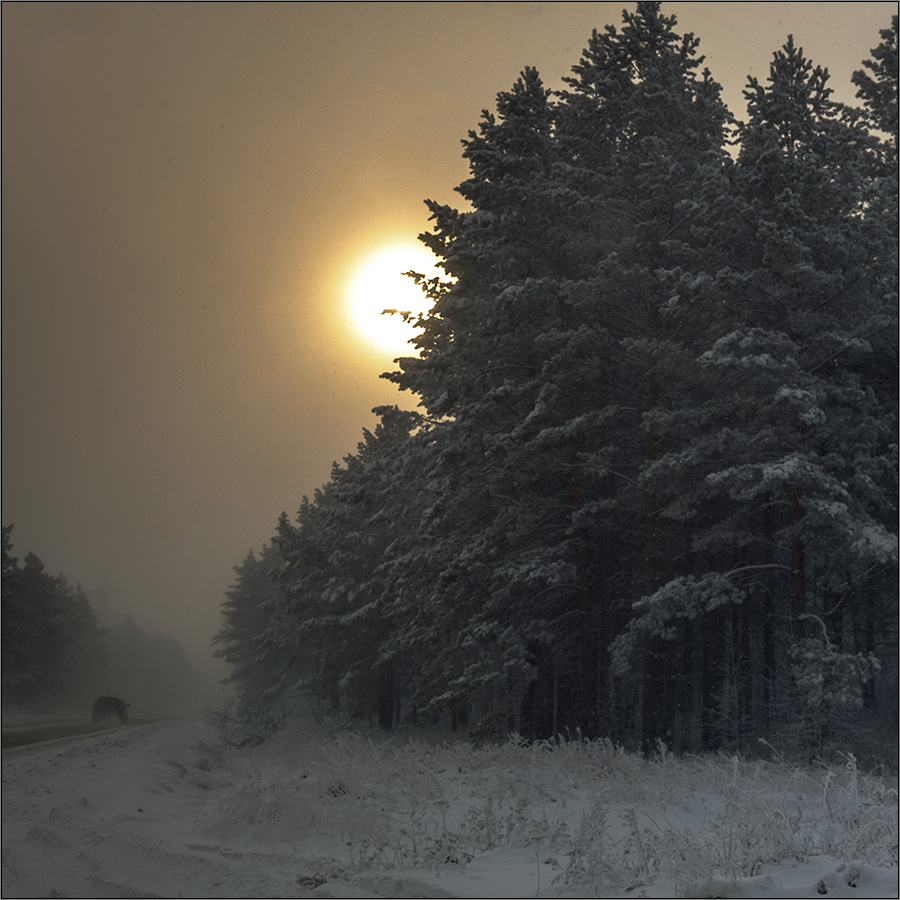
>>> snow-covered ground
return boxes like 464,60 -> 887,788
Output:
2,717 -> 897,898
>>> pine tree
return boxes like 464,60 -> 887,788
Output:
303,406 -> 425,727
1,525 -> 31,705
1,526 -> 107,709
621,34 -> 897,751
553,0 -> 734,744
853,15 -> 899,166
851,16 -> 900,728
385,67 -> 586,735
383,1 -> 734,739
214,544 -> 286,719
222,407 -> 428,727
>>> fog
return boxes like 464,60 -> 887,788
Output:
2,2 -> 893,685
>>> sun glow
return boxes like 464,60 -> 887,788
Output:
346,243 -> 441,357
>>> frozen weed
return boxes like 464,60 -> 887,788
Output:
202,717 -> 898,892
551,798 -> 623,894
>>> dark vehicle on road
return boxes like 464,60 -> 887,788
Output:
92,696 -> 129,724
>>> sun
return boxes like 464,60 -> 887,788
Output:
346,243 -> 441,357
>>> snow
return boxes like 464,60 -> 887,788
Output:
2,718 -> 897,899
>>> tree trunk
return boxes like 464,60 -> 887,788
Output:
378,663 -> 394,729
569,435 -> 597,735
790,487 -> 807,630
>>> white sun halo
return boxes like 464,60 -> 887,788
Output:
347,244 -> 439,356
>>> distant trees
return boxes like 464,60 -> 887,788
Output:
216,3 -> 897,758
2,524 -> 107,708
104,617 -> 206,718
2,524 -> 207,717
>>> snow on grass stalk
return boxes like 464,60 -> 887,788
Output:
203,718 -> 898,894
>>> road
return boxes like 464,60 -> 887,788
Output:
1,717 -> 152,750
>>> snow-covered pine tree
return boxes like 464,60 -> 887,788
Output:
1,527 -> 34,706
850,16 -> 899,731
623,33 -> 897,752
552,0 -> 733,743
214,507 -> 343,732
308,406 -> 425,728
851,17 -> 899,427
246,407 -> 426,727
731,35 -> 894,751
853,15 -> 898,167
387,67 -> 586,736
385,2 -> 733,740
214,542 -> 288,723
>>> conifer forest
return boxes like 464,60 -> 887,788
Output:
215,3 -> 898,760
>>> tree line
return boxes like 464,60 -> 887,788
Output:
2,524 -> 204,716
2,524 -> 106,709
216,3 -> 897,758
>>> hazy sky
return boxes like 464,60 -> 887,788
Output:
3,1 -> 894,678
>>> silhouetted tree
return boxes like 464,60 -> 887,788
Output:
1,525 -> 107,709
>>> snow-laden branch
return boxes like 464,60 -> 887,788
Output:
726,563 -> 797,577
798,612 -> 832,646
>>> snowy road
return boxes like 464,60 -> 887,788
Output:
2,720 -> 239,898
1,719 -> 150,750
1,720 -> 452,899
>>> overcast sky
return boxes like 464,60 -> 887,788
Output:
3,1 -> 894,679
